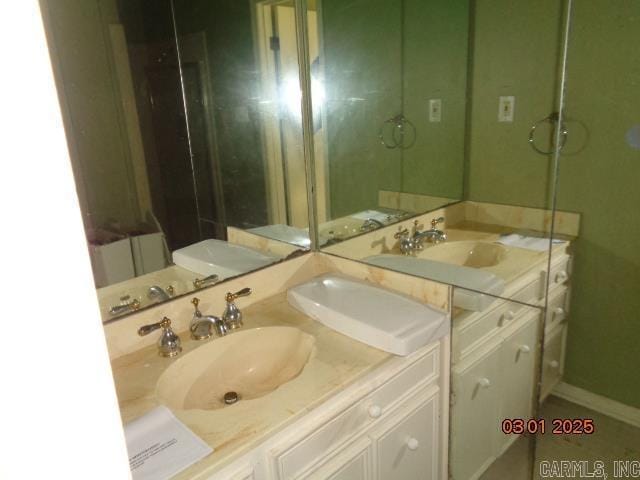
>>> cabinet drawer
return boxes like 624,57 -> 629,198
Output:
456,300 -> 524,360
371,387 -> 439,480
545,287 -> 569,333
544,255 -> 572,294
269,346 -> 439,479
541,324 -> 567,401
301,437 -> 372,480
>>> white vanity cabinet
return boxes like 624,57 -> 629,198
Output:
204,338 -> 449,480
450,252 -> 572,480
451,310 -> 539,480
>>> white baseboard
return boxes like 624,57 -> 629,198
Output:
552,382 -> 640,428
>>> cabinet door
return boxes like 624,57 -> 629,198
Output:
451,343 -> 502,480
541,324 -> 566,400
371,388 -> 439,480
497,316 -> 539,454
301,437 -> 372,480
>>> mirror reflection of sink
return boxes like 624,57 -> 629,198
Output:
365,241 -> 508,311
417,241 -> 507,268
156,327 -> 315,411
172,239 -> 282,278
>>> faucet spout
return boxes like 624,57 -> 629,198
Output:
189,297 -> 227,340
191,315 -> 227,339
148,285 -> 171,302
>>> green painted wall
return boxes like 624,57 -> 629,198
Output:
555,0 -> 640,408
467,0 -> 640,408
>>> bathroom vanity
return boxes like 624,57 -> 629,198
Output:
106,253 -> 452,480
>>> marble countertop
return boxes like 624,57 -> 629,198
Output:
111,292 -> 392,479
440,228 -> 570,284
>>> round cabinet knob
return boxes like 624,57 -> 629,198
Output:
406,437 -> 419,451
478,378 -> 491,389
555,271 -> 569,284
368,405 -> 382,418
502,310 -> 515,322
553,307 -> 565,319
519,345 -> 531,354
549,360 -> 560,369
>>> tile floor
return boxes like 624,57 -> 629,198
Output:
478,395 -> 640,480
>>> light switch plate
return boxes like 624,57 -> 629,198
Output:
498,96 -> 515,122
429,99 -> 442,122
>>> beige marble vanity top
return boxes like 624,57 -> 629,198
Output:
434,227 -> 570,284
112,292 -> 392,479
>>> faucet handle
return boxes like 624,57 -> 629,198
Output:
223,287 -> 251,330
394,226 -> 410,239
109,298 -> 140,316
193,274 -> 219,289
225,287 -> 252,303
138,317 -> 182,357
431,216 -> 445,228
191,297 -> 202,317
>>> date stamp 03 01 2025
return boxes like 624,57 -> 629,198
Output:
501,417 -> 595,435
502,417 -> 640,479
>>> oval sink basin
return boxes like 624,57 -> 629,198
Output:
156,327 -> 315,411
417,241 -> 507,268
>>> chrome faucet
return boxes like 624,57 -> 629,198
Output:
413,217 -> 447,244
394,226 -> 420,255
148,285 -> 172,303
189,297 -> 227,340
109,297 -> 140,316
138,317 -> 182,357
223,287 -> 252,330
394,217 -> 447,255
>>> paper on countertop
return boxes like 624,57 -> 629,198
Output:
350,210 -> 389,222
496,234 -> 566,252
124,406 -> 213,480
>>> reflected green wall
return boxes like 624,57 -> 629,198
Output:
402,0 -> 468,199
555,0 -> 640,408
321,0 -> 468,218
465,0 -> 563,210
468,0 -> 640,408
322,0 -> 402,218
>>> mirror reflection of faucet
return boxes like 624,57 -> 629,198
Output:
108,297 -> 141,316
394,217 -> 447,255
193,274 -> 220,289
148,285 -> 174,303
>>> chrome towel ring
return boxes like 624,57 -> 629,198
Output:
379,114 -> 416,150
528,111 -> 568,155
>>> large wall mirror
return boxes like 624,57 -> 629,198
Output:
310,0 -> 469,244
41,0 -> 313,321
309,0 -> 580,311
307,2 -> 581,479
